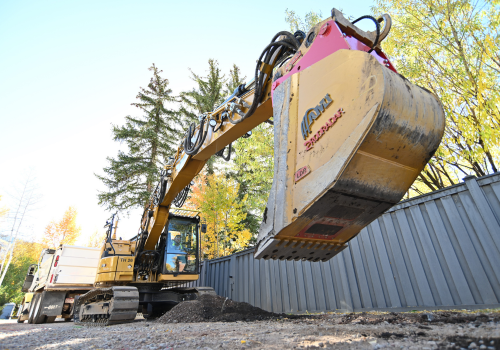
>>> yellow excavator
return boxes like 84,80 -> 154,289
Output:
75,8 -> 445,325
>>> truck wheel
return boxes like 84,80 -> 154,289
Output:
28,294 -> 40,324
32,293 -> 47,324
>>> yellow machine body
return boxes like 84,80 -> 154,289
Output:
94,241 -> 201,285
95,241 -> 136,284
95,13 -> 445,281
94,213 -> 201,287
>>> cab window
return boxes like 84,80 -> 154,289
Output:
164,218 -> 198,274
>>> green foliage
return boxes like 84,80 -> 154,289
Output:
225,64 -> 246,96
285,8 -> 324,33
0,240 -> 43,306
96,64 -> 180,211
229,123 -> 274,236
179,59 -> 227,175
179,59 -> 226,124
178,59 -> 270,237
191,173 -> 252,259
373,0 -> 500,195
179,60 -> 246,175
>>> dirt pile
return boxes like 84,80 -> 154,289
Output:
157,294 -> 286,323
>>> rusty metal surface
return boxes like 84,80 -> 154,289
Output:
189,173 -> 500,312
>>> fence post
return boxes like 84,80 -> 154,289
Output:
229,254 -> 236,300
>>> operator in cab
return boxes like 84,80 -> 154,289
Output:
165,232 -> 188,272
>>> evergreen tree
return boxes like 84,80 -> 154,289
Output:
179,59 -> 226,125
179,59 -> 231,175
225,64 -> 246,96
180,60 -> 265,238
96,64 -> 180,211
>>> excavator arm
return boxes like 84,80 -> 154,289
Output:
136,9 -> 445,264
140,83 -> 274,252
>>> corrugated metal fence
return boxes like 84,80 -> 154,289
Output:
191,173 -> 500,312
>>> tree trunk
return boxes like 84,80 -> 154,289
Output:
0,184 -> 35,287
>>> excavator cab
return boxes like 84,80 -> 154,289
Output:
157,208 -> 201,282
163,214 -> 199,275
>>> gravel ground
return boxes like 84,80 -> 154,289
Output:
1,310 -> 499,350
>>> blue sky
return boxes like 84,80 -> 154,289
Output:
0,0 -> 376,242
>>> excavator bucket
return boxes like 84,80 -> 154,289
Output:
255,21 -> 445,261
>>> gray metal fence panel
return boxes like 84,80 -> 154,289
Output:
191,173 -> 500,312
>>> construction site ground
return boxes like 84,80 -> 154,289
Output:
1,309 -> 499,349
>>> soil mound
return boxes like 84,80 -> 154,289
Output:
157,294 -> 284,323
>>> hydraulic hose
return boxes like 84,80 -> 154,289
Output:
351,15 -> 381,53
182,29 -> 299,154
183,116 -> 210,155
172,183 -> 191,207
215,142 -> 232,161
226,37 -> 299,125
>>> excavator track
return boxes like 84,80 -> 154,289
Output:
74,286 -> 139,326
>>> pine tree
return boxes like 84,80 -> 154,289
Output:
225,64 -> 246,96
96,64 -> 181,211
179,59 -> 226,125
179,59 -> 231,175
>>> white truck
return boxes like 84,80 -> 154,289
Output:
18,244 -> 100,324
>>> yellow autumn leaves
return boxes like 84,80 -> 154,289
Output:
42,206 -> 82,248
185,123 -> 275,259
190,174 -> 252,259
373,0 -> 500,195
